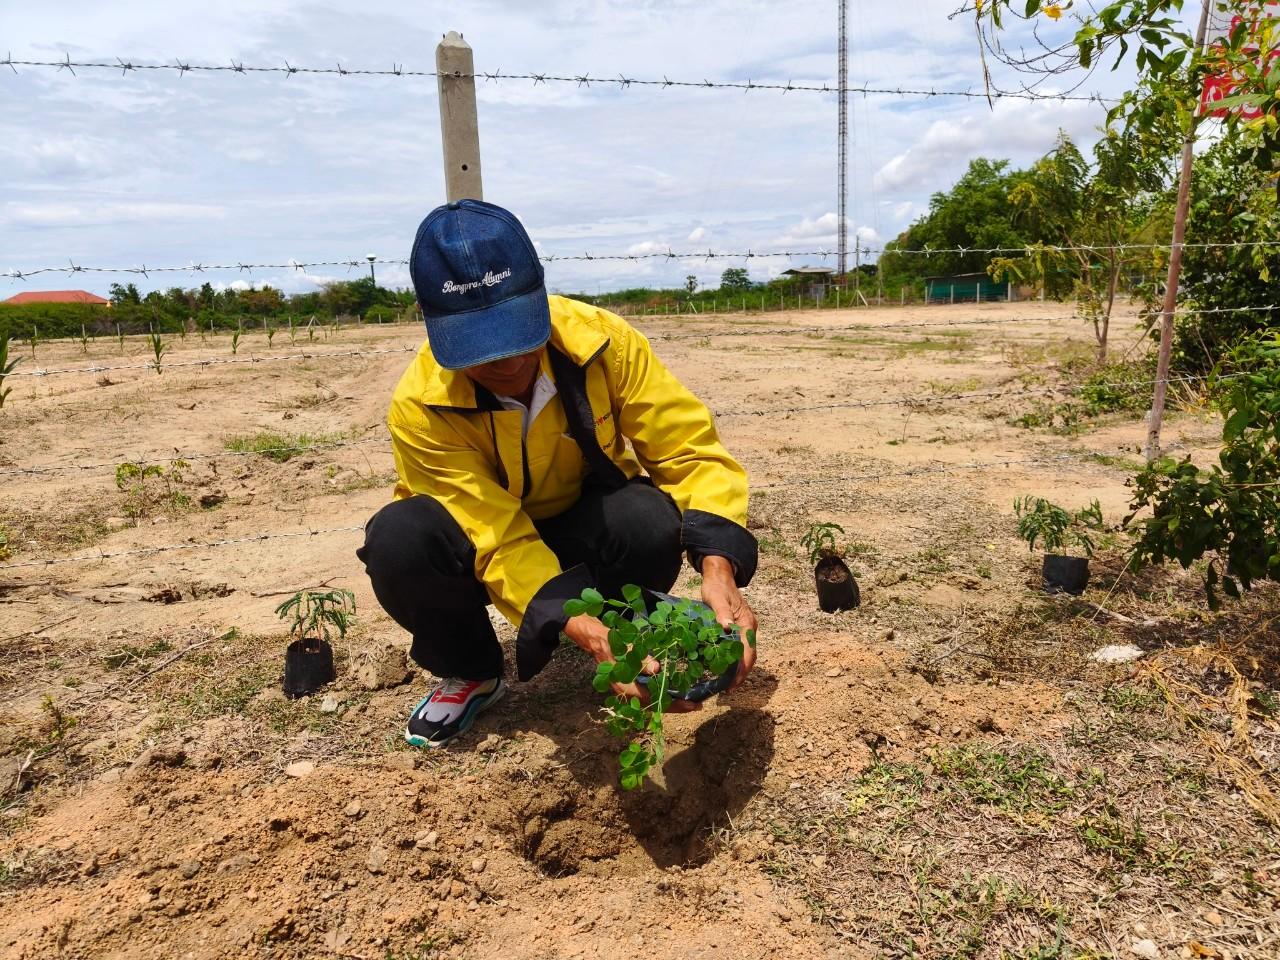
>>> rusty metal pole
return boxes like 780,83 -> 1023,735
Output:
1146,0 -> 1212,462
436,32 -> 483,202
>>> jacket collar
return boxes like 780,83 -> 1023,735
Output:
419,295 -> 608,412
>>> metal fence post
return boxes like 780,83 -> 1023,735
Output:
437,32 -> 483,202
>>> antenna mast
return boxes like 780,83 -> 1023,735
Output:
837,0 -> 849,278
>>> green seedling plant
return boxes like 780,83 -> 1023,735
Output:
265,323 -> 277,349
0,334 -> 22,408
1014,496 -> 1104,557
230,328 -> 242,355
79,324 -> 90,355
115,459 -> 190,519
563,584 -> 752,790
801,521 -> 846,564
148,332 -> 167,374
275,588 -> 357,648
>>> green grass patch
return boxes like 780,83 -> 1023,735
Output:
1075,805 -> 1148,866
224,430 -> 344,463
931,745 -> 1076,815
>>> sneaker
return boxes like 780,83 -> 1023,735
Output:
405,676 -> 505,749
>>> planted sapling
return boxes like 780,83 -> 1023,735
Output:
801,521 -> 860,612
276,588 -> 354,698
148,332 -> 167,374
0,334 -> 21,409
230,328 -> 242,356
564,584 -> 752,790
1014,496 -> 1103,557
1014,495 -> 1105,595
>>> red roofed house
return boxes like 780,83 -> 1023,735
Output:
3,290 -> 110,306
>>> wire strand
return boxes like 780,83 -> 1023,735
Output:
5,240 -> 1278,281
0,453 -> 1134,569
7,345 -> 419,379
0,54 -> 1115,102
0,525 -> 366,570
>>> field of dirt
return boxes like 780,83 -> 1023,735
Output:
2,301 -> 1278,959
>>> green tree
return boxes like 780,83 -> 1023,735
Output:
879,158 -> 1034,283
685,275 -> 698,295
108,282 -> 141,306
719,267 -> 751,291
992,131 -> 1171,361
1171,137 -> 1279,372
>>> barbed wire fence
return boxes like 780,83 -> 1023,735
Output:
0,370 -> 1239,481
1,53 -> 1117,102
7,304 -> 1276,380
0,453 -> 1114,571
5,241 -> 1278,282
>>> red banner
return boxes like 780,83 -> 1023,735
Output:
1200,1 -> 1279,119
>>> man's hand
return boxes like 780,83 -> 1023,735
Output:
699,555 -> 758,691
563,613 -> 701,713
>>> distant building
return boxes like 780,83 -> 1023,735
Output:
782,266 -> 836,299
923,273 -> 1014,304
2,290 -> 110,306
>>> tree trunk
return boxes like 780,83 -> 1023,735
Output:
1100,255 -> 1120,364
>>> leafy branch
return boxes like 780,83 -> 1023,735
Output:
275,588 -> 357,647
1126,330 -> 1280,607
564,585 -> 751,790
1015,495 -> 1105,556
801,521 -> 846,564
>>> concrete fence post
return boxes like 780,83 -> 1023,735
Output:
437,32 -> 483,202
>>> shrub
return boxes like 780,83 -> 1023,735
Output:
1126,332 -> 1280,607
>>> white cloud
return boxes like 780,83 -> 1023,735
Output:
873,99 -> 1100,195
625,241 -> 667,256
0,201 -> 227,228
686,226 -> 708,242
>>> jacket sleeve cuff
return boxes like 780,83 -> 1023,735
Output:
515,563 -> 596,681
682,509 -> 758,588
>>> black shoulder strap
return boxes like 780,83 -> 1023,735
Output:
548,344 -> 628,490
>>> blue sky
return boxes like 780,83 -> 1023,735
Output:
1,0 -> 1140,298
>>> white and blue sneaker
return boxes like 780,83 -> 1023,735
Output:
405,676 -> 505,749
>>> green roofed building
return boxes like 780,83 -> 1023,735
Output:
924,273 -> 1015,305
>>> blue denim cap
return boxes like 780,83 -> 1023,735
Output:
409,199 -> 551,370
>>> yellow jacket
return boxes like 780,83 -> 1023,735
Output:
387,295 -> 756,678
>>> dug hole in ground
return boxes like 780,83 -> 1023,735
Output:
1,302 -> 1278,959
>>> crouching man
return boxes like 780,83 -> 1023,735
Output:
357,199 -> 759,748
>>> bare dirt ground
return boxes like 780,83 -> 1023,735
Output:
2,302 -> 1277,959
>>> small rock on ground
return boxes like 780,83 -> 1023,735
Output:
319,694 -> 341,714
284,760 -> 315,778
1090,645 -> 1145,664
1130,939 -> 1160,960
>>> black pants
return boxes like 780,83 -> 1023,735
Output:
356,479 -> 683,680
